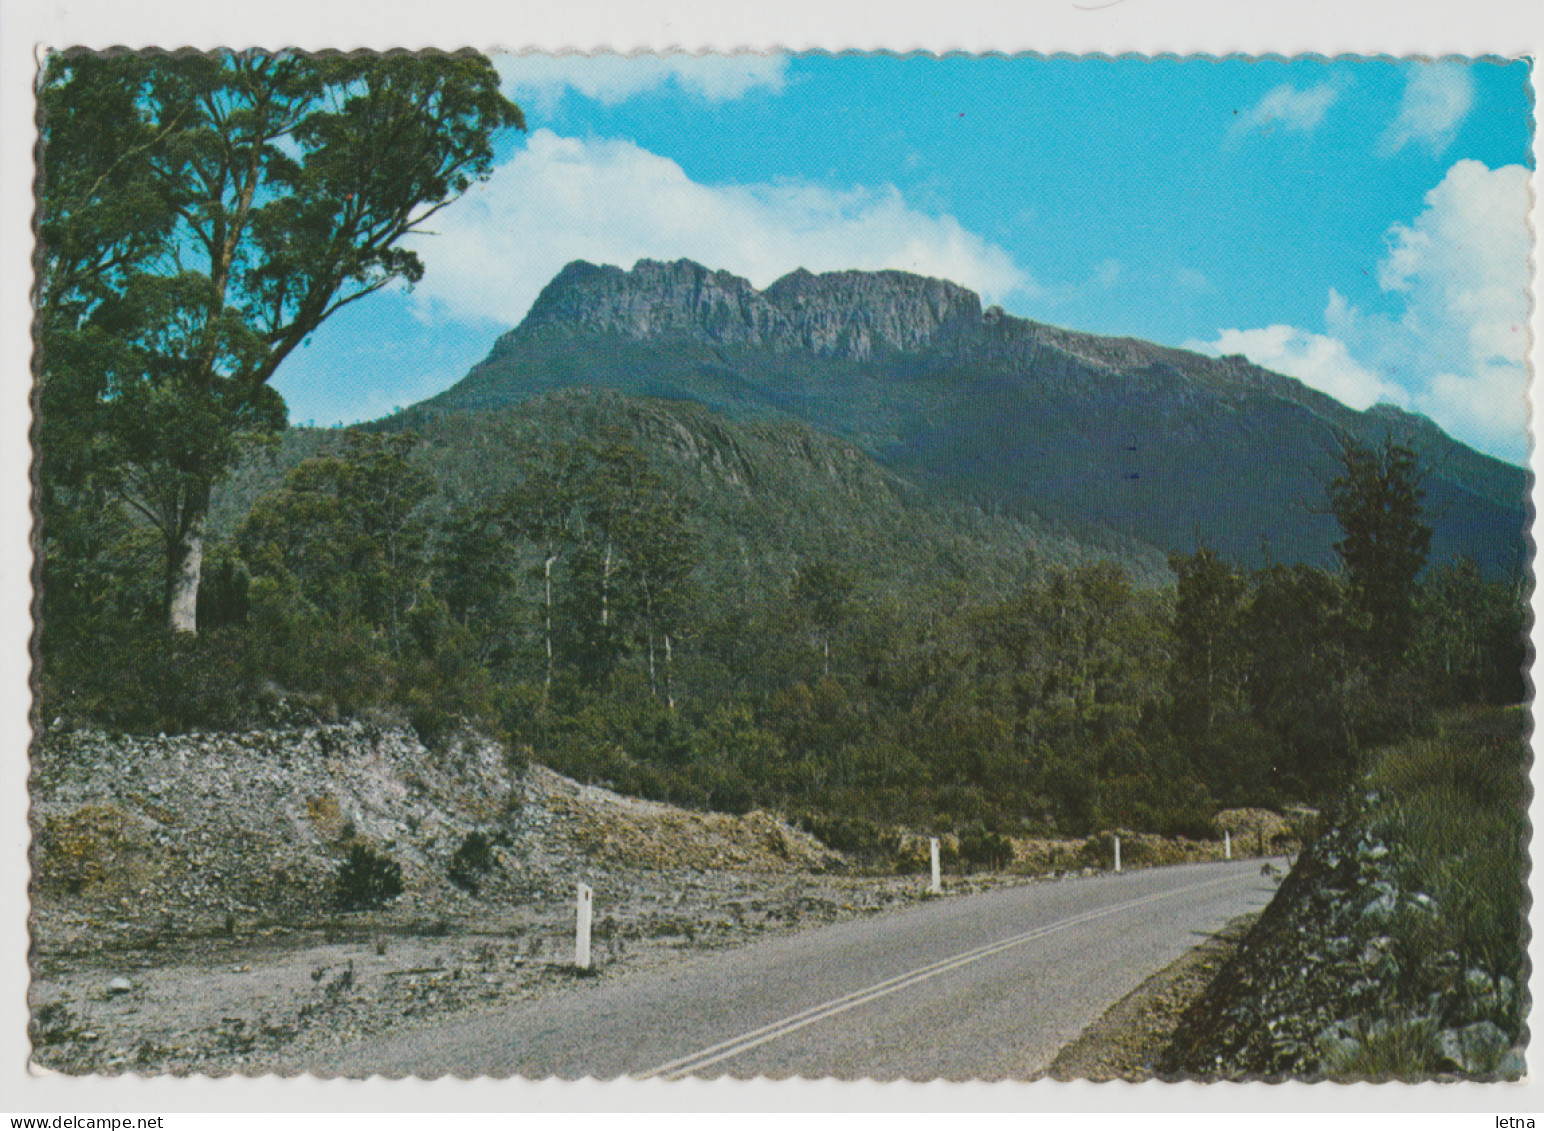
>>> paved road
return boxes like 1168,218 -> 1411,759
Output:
318,859 -> 1276,1080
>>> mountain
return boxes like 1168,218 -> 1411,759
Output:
399,258 -> 1530,575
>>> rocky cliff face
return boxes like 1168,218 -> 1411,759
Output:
504,258 -> 983,362
490,257 -> 1329,401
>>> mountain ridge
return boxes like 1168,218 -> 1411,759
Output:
487,257 -> 1399,424
499,258 -> 985,361
402,257 -> 1529,575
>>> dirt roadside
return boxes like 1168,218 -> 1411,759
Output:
31,867 -> 1064,1077
1046,913 -> 1258,1081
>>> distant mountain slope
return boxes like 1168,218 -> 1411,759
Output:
213,390 -> 1173,609
401,259 -> 1529,574
411,391 -> 1172,596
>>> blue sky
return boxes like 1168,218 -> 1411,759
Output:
273,53 -> 1534,465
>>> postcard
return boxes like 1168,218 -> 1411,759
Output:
7,0 -> 1539,1117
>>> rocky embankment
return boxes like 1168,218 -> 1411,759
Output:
30,717 -> 845,944
1159,795 -> 1526,1080
27,717 -> 1001,1075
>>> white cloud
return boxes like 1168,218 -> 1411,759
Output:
1175,267 -> 1213,294
1355,159 -> 1530,454
403,129 -> 1035,328
1190,160 -> 1530,463
1188,325 -> 1405,410
1378,63 -> 1474,156
1233,81 -> 1342,136
1094,259 -> 1122,288
493,53 -> 787,112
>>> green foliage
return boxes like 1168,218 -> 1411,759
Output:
36,383 -> 1526,847
1168,544 -> 1246,738
1097,771 -> 1220,840
433,502 -> 525,665
955,821 -> 1013,871
37,49 -> 523,631
1413,558 -> 1528,707
793,559 -> 856,676
40,625 -> 260,733
1330,437 -> 1433,679
334,841 -> 404,911
447,830 -> 507,896
1321,1017 -> 1442,1080
37,501 -> 164,661
239,431 -> 432,652
1365,709 -> 1528,992
795,813 -> 899,862
1242,564 -> 1350,797
244,576 -> 395,715
196,544 -> 252,631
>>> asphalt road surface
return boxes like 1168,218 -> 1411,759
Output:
317,859 -> 1277,1080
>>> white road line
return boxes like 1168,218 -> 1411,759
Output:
636,869 -> 1251,1080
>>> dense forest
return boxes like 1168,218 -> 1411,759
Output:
37,387 -> 1528,850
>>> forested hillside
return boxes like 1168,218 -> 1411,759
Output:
30,61 -> 1527,850
39,386 -> 1526,846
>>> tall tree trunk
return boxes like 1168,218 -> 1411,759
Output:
664,632 -> 675,710
166,485 -> 209,634
644,588 -> 657,698
543,552 -> 557,699
601,542 -> 612,627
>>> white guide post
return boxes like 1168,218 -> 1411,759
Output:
1113,835 -> 1122,874
1225,830 -> 1232,860
575,882 -> 593,970
929,838 -> 942,895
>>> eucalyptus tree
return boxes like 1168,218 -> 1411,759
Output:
619,494 -> 697,706
1328,437 -> 1432,682
505,442 -> 589,698
37,50 -> 523,633
237,431 -> 432,654
434,499 -> 526,666
793,559 -> 856,678
1168,543 -> 1247,737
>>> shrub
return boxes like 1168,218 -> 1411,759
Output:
1098,772 -> 1218,840
407,700 -> 455,753
334,841 -> 403,911
1365,708 -> 1528,992
708,777 -> 756,816
1322,1017 -> 1441,1080
41,625 -> 261,734
795,812 -> 898,862
447,830 -> 503,895
956,820 -> 1013,871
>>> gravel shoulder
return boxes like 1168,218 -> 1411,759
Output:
1046,913 -> 1258,1081
31,867 -> 1055,1076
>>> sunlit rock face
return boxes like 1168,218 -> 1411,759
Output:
508,257 -> 982,361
